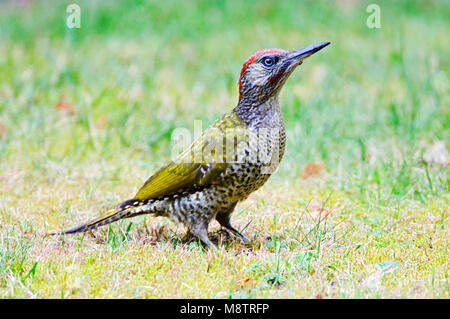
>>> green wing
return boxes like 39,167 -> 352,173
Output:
133,112 -> 248,200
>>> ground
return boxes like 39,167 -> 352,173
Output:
0,0 -> 448,298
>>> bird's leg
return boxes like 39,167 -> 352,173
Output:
190,221 -> 218,251
217,216 -> 250,244
216,204 -> 250,244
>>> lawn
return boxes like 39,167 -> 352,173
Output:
0,0 -> 448,298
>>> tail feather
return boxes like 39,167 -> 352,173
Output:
48,199 -> 148,236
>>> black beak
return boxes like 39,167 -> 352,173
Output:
287,41 -> 331,62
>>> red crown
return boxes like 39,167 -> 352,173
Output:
238,48 -> 286,98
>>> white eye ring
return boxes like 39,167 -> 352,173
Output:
262,57 -> 275,67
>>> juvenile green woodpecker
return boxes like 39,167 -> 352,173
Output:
50,41 -> 330,250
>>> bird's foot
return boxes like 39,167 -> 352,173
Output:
222,226 -> 250,245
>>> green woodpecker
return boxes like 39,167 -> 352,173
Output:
50,41 -> 330,250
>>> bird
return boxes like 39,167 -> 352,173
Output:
49,41 -> 330,250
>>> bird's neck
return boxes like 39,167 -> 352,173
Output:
233,95 -> 282,128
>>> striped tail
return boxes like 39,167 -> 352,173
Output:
48,199 -> 148,236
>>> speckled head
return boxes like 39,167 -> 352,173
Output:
237,42 -> 330,102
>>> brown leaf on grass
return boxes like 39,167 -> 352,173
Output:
233,270 -> 254,289
303,199 -> 341,219
300,163 -> 324,179
242,277 -> 252,289
95,114 -> 107,130
0,122 -> 7,138
55,94 -> 75,114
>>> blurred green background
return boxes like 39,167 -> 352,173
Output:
0,0 -> 448,202
0,0 -> 448,299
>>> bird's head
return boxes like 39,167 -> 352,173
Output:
238,41 -> 330,103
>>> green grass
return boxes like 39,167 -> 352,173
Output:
0,0 -> 448,298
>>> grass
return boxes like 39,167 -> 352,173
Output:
0,0 -> 448,298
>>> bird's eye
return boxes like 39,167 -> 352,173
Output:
262,57 -> 275,67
